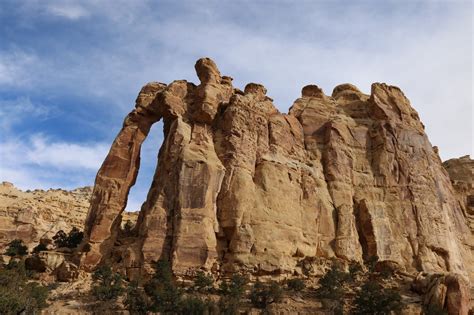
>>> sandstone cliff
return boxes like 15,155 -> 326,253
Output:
81,58 -> 474,286
0,182 -> 137,252
443,156 -> 474,258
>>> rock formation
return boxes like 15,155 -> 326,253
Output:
413,272 -> 471,315
443,156 -> 474,235
0,182 -> 91,251
0,182 -> 137,253
81,58 -> 474,289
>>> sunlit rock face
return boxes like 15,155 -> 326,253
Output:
81,58 -> 473,284
0,182 -> 91,252
0,182 -> 138,255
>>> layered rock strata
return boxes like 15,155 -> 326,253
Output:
81,58 -> 474,286
0,182 -> 91,251
0,182 -> 137,253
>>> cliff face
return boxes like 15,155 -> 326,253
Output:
81,58 -> 473,283
0,182 -> 92,251
443,156 -> 474,253
0,182 -> 138,253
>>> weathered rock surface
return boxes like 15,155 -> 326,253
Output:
0,182 -> 90,251
444,156 -> 474,237
0,182 -> 137,253
81,58 -> 474,290
413,272 -> 470,315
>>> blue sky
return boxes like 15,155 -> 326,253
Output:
0,0 -> 472,211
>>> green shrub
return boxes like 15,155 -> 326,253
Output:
353,280 -> 403,315
91,266 -> 124,301
53,227 -> 84,249
52,230 -> 67,248
125,281 -> 149,315
5,239 -> 28,257
32,242 -> 48,253
378,263 -> 396,279
250,280 -> 283,309
218,274 -> 248,315
219,274 -> 248,298
144,260 -> 182,313
179,295 -> 214,315
367,255 -> 379,273
286,278 -> 305,292
349,261 -> 363,281
315,262 -> 349,300
218,295 -> 240,315
193,271 -> 214,292
0,265 -> 49,313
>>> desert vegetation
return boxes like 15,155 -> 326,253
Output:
85,256 -> 405,314
0,239 -> 50,314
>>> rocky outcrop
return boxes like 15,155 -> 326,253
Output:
81,58 -> 474,288
0,182 -> 91,251
413,273 -> 470,315
0,182 -> 137,253
444,156 -> 474,235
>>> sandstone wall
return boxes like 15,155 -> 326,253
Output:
81,58 -> 474,283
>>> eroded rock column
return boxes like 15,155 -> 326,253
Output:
81,82 -> 165,270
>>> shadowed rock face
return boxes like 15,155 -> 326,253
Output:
81,58 -> 473,284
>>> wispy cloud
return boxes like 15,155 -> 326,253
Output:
0,0 -> 471,200
0,134 -> 109,189
27,134 -> 109,170
46,4 -> 89,20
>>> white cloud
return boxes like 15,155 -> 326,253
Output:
0,134 -> 109,190
46,4 -> 89,20
1,0 -> 471,197
27,134 -> 109,170
0,134 -> 108,171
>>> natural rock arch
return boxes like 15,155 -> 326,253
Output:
80,58 -> 473,285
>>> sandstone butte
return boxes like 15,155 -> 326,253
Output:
79,58 -> 473,301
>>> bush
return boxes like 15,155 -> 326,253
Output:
219,274 -> 248,298
218,295 -> 242,315
53,227 -> 84,249
315,262 -> 349,300
5,239 -> 28,257
367,255 -> 379,273
91,266 -> 124,301
52,230 -> 67,248
0,264 -> 49,313
125,281 -> 149,315
353,280 -> 403,315
250,280 -> 283,309
193,271 -> 214,292
286,278 -> 305,292
218,274 -> 248,315
144,260 -> 182,313
349,261 -> 363,281
179,295 -> 215,315
32,242 -> 48,253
